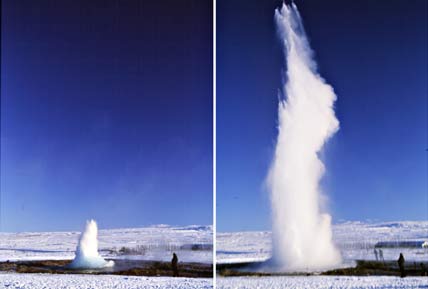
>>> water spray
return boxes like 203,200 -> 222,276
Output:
268,2 -> 341,271
69,220 -> 114,269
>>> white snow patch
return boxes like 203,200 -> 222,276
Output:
217,276 -> 427,289
0,273 -> 212,289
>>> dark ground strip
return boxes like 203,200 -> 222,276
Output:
217,260 -> 428,277
0,259 -> 213,278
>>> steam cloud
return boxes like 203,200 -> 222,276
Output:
268,3 -> 341,271
69,220 -> 114,269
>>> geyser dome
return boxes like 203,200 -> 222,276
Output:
69,219 -> 114,269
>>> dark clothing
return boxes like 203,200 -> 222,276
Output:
397,253 -> 405,278
420,263 -> 427,276
379,249 -> 384,262
172,253 -> 179,277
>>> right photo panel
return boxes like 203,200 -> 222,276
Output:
216,0 -> 428,288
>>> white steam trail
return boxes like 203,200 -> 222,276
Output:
268,3 -> 341,271
69,220 -> 114,269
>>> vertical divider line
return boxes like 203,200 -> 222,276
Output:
213,0 -> 217,287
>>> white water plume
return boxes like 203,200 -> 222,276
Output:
268,2 -> 341,271
69,220 -> 114,269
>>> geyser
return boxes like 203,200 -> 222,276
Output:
69,220 -> 114,269
268,3 -> 341,271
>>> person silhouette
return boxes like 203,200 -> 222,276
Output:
420,263 -> 427,276
379,249 -> 384,262
171,253 -> 179,277
397,253 -> 405,278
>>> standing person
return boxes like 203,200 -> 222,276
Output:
397,253 -> 406,278
420,263 -> 427,276
379,249 -> 384,262
171,253 -> 179,277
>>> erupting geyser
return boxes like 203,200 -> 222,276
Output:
69,220 -> 114,269
268,3 -> 341,271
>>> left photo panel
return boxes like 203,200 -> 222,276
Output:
0,0 -> 213,288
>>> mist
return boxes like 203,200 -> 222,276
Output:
268,2 -> 341,271
69,220 -> 114,269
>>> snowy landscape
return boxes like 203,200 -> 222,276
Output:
0,273 -> 212,289
217,275 -> 427,289
0,225 -> 213,288
217,221 -> 428,265
0,225 -> 212,264
217,221 -> 428,288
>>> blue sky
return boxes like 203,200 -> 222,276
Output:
1,0 -> 213,232
1,0 -> 426,233
217,0 -> 427,231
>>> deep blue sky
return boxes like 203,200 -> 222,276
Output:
217,0 -> 427,231
1,0 -> 213,232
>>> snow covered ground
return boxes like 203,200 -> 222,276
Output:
0,225 -> 212,288
217,221 -> 428,266
0,273 -> 212,289
217,275 -> 427,289
0,225 -> 212,264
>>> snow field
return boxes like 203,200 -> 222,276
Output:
0,273 -> 213,289
217,275 -> 427,289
